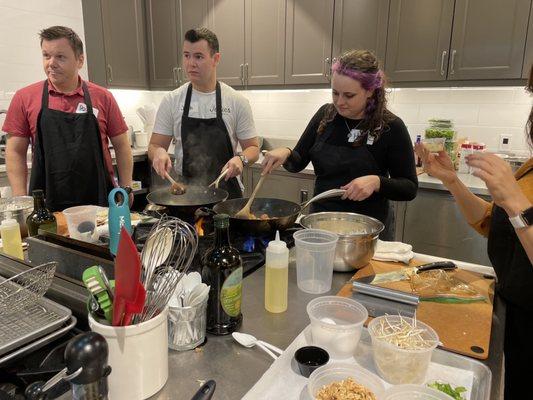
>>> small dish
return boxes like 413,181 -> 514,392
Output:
294,346 -> 329,378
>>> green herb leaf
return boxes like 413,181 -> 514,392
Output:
427,381 -> 467,400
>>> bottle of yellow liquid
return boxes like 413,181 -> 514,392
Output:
265,231 -> 289,313
0,213 -> 24,260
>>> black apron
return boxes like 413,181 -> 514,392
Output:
181,82 -> 242,199
309,124 -> 394,240
29,81 -> 112,211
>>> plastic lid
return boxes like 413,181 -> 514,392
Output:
267,231 -> 288,254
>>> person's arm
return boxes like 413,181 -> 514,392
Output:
109,133 -> 133,188
5,135 -> 30,196
467,152 -> 533,264
223,137 -> 259,180
378,119 -> 418,200
262,105 -> 325,174
414,143 -> 491,225
148,133 -> 173,177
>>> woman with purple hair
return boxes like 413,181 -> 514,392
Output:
262,50 -> 417,239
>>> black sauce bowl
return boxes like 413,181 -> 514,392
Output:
294,346 -> 329,378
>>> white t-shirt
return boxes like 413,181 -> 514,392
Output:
153,81 -> 257,174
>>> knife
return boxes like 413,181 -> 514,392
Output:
354,261 -> 457,285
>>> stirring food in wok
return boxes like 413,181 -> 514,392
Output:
235,212 -> 270,220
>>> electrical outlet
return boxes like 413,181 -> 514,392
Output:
499,134 -> 512,151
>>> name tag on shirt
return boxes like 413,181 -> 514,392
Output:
75,103 -> 99,118
366,135 -> 375,145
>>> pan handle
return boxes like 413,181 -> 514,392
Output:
300,189 -> 346,210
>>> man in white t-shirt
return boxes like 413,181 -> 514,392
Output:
148,28 -> 259,198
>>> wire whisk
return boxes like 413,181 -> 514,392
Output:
137,215 -> 198,323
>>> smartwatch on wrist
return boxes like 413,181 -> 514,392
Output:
509,206 -> 533,229
237,152 -> 249,166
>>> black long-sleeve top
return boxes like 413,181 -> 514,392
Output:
284,104 -> 418,202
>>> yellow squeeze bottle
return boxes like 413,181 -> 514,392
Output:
265,231 -> 289,313
0,213 -> 24,260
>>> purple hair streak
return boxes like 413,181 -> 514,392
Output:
331,61 -> 384,91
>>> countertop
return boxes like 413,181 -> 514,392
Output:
249,156 -> 490,197
148,252 -> 504,400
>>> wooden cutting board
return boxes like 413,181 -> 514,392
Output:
336,259 -> 495,360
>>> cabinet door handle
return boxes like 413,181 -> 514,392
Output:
245,63 -> 249,84
240,64 -> 244,85
107,64 -> 113,83
440,50 -> 447,76
324,58 -> 331,79
177,67 -> 183,84
450,49 -> 457,75
172,67 -> 179,84
300,190 -> 309,203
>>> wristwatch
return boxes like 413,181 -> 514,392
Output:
509,206 -> 533,229
237,152 -> 249,166
120,185 -> 133,195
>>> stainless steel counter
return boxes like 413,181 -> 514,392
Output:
151,254 -> 504,400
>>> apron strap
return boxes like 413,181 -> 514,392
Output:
215,81 -> 223,122
82,81 -> 93,114
41,80 -> 49,109
183,83 -> 193,117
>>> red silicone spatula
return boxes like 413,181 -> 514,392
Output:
113,227 -> 146,326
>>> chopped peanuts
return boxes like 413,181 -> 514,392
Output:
315,378 -> 377,400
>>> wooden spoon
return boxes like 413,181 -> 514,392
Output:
235,174 -> 266,219
164,171 -> 186,195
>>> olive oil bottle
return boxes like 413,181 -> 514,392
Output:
26,190 -> 57,236
202,214 -> 242,335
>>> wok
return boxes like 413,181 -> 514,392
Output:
147,186 -> 228,219
213,198 -> 301,236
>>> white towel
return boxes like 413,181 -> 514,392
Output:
372,240 -> 414,264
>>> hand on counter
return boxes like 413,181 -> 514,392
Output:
467,152 -> 530,215
261,147 -> 291,175
414,143 -> 457,185
341,175 -> 380,201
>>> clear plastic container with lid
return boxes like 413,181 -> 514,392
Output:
0,212 -> 24,260
425,119 -> 458,166
264,231 -> 289,313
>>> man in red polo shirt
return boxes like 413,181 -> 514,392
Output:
2,26 -> 132,211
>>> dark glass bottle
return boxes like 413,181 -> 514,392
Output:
26,190 -> 57,236
202,214 -> 243,335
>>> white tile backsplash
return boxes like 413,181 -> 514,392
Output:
0,0 -> 531,155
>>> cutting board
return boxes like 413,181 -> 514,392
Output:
336,259 -> 495,360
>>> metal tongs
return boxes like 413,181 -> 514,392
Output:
300,188 -> 347,210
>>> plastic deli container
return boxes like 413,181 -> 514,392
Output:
368,316 -> 439,384
308,363 -> 386,400
422,137 -> 446,153
62,205 -> 99,242
307,296 -> 368,359
383,384 -> 455,400
294,229 -> 338,294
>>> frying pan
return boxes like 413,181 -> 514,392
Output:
212,189 -> 346,236
146,186 -> 228,219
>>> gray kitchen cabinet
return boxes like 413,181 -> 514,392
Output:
207,0 -> 246,87
145,0 -> 181,89
448,0 -> 531,80
285,0 -> 335,84
245,0 -> 286,85
145,0 -> 208,89
248,168 -> 315,204
402,188 -> 491,266
100,0 -> 148,88
523,2 -> 533,78
332,0 -> 389,63
385,0 -> 455,82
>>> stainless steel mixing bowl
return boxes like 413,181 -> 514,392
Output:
300,212 -> 384,271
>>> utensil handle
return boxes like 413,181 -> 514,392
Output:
416,261 -> 456,273
243,174 -> 266,210
258,340 -> 283,355
190,380 -> 216,400
300,188 -> 346,209
209,168 -> 229,188
256,341 -> 278,360
164,171 -> 178,186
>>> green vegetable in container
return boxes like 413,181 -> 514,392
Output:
427,381 -> 467,400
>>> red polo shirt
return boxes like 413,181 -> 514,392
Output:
2,78 -> 128,179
